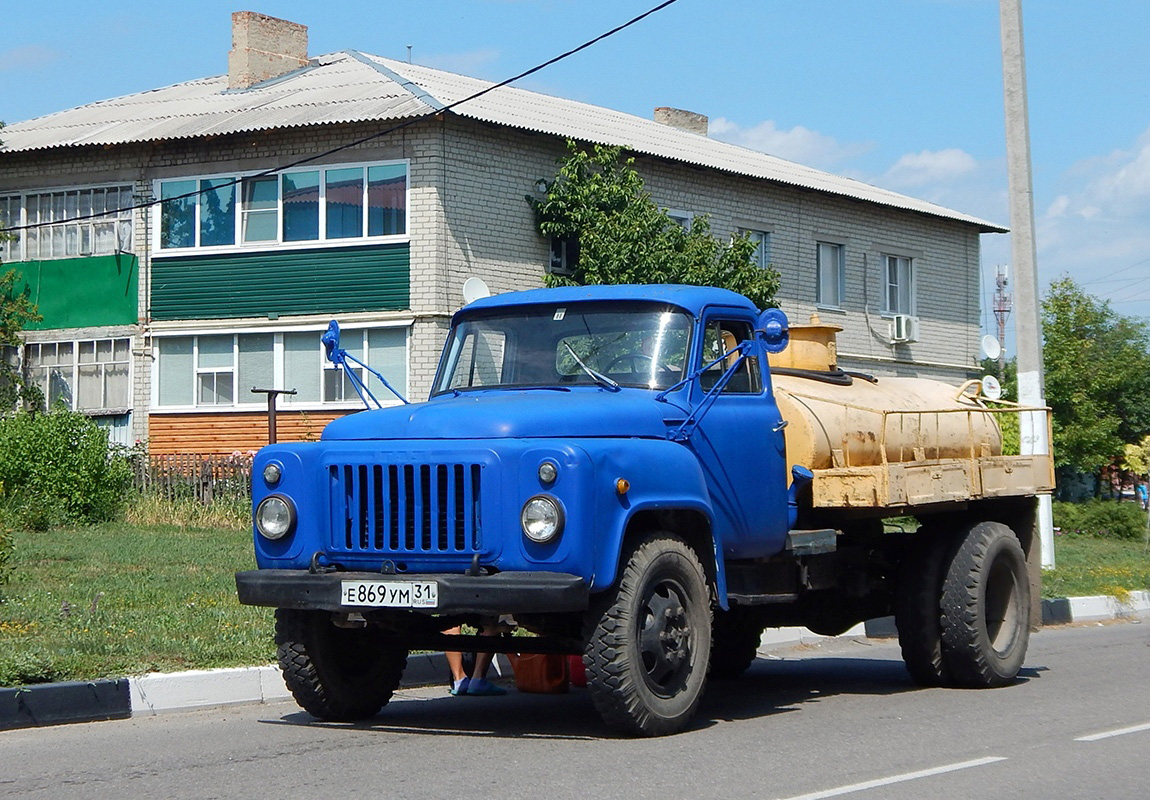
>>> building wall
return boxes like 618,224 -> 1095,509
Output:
1,115 -> 992,454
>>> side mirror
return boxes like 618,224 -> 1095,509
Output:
756,308 -> 789,354
322,320 -> 342,364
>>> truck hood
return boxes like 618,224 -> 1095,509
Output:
321,389 -> 687,441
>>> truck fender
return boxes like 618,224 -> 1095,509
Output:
586,440 -> 728,606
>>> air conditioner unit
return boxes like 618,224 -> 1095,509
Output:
890,314 -> 920,343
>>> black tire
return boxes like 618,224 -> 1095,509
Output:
709,606 -> 764,679
584,532 -> 712,736
275,609 -> 408,721
895,533 -> 953,687
940,521 -> 1031,688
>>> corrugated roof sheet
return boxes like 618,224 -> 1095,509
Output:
0,51 -> 1005,232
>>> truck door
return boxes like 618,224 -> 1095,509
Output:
690,313 -> 790,559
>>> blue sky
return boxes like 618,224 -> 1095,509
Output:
3,0 -> 1148,348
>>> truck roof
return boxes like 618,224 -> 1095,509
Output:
457,284 -> 756,319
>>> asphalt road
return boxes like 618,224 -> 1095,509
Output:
3,619 -> 1148,800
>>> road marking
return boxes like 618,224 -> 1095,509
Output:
1075,722 -> 1150,742
775,757 -> 1008,800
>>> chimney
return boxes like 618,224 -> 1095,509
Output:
654,107 -> 708,136
228,11 -> 309,89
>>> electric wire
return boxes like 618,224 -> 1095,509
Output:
0,0 -> 679,237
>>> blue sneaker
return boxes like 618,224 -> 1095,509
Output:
466,679 -> 507,696
449,677 -> 471,696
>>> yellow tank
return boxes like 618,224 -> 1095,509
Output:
772,375 -> 1003,472
768,315 -> 1002,473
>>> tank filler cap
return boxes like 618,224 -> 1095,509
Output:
757,308 -> 790,354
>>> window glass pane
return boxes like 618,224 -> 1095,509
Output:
368,328 -> 408,396
200,179 -> 236,247
283,331 -> 322,402
197,335 -> 233,369
77,364 -> 103,410
323,367 -> 362,402
79,340 -> 96,364
818,243 -> 842,307
105,361 -> 129,408
367,164 -> 407,236
326,167 -> 364,239
158,337 -> 194,406
237,334 -> 275,400
198,372 -> 234,405
160,180 -> 197,248
282,172 -> 320,241
242,177 -> 279,243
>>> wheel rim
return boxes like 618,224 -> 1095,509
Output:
985,551 -> 1022,656
637,577 -> 693,697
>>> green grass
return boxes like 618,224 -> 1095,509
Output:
0,522 -> 273,688
1043,532 -> 1150,600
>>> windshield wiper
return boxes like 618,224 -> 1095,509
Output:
563,342 -> 620,392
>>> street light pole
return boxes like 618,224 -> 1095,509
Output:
1000,0 -> 1055,567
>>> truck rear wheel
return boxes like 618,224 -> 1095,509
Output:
940,521 -> 1030,688
275,608 -> 408,721
709,606 -> 764,679
584,532 -> 712,736
895,532 -> 953,687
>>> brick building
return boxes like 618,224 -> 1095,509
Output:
0,12 -> 1004,455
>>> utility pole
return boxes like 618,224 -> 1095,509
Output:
1000,0 -> 1055,567
993,264 -> 1012,382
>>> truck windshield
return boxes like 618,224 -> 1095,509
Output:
433,302 -> 693,394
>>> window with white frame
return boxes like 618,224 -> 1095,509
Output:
739,228 -> 772,269
816,241 -> 845,307
883,254 -> 915,315
0,186 -> 133,262
25,338 -> 131,412
154,327 -> 407,409
667,209 -> 694,230
156,161 -> 408,252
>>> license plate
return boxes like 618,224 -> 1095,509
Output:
340,580 -> 439,608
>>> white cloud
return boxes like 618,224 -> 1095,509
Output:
709,117 -> 872,171
882,148 -> 978,188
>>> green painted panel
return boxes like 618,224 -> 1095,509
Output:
151,244 -> 410,321
14,254 -> 138,330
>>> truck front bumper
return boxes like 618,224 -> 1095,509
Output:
235,569 -> 589,615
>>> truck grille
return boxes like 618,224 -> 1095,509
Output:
329,462 -> 483,555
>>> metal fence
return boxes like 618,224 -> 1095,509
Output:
132,452 -> 253,504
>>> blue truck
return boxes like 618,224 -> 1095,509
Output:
236,284 -> 1051,736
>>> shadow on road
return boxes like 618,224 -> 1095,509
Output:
261,645 -> 979,740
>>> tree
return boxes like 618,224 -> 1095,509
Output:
528,141 -> 780,309
1,121 -> 43,408
1041,277 -> 1150,475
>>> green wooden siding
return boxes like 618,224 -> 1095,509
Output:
151,244 -> 410,321
16,254 -> 138,330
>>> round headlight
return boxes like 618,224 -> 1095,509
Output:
255,495 -> 295,540
521,495 -> 564,543
262,463 -> 282,486
538,460 -> 558,484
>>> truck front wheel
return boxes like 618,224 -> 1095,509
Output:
940,521 -> 1030,688
584,532 -> 712,736
275,608 -> 408,721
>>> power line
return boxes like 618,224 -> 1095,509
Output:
0,0 -> 679,236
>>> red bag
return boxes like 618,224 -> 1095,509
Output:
567,654 -> 587,688
508,653 -> 569,693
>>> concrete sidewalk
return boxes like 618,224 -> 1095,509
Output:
3,591 -> 1147,731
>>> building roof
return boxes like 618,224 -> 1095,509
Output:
0,50 -> 1006,232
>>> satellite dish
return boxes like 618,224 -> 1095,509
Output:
981,374 -> 1002,401
981,334 -> 1001,361
462,277 -> 491,305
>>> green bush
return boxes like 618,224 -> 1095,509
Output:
1053,499 -> 1150,541
0,410 -> 132,529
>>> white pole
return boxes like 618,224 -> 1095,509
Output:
1000,0 -> 1055,567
